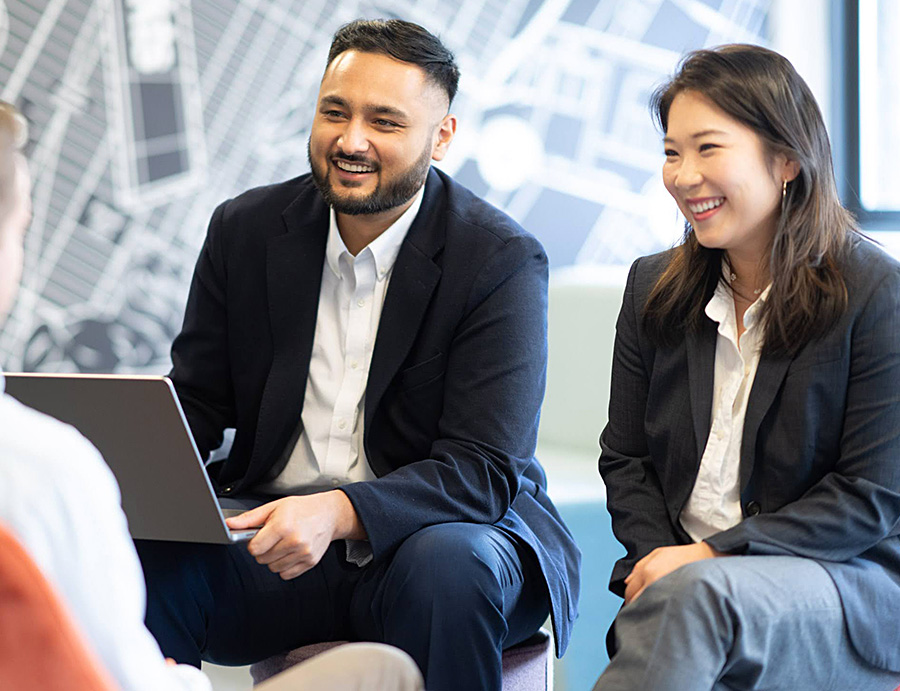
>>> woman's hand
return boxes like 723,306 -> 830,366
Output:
624,542 -> 724,605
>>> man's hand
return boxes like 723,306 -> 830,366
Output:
624,542 -> 723,605
226,490 -> 366,580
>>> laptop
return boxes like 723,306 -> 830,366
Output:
4,373 -> 258,544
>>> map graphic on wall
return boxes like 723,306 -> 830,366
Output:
0,0 -> 768,373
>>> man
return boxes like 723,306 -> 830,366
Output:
137,19 -> 580,691
0,100 -> 425,691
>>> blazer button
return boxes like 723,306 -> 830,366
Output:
221,484 -> 235,496
746,501 -> 761,516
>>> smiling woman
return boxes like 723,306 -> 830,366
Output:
593,44 -> 900,691
644,45 -> 854,356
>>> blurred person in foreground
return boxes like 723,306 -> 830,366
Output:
595,45 -> 900,690
0,100 -> 424,691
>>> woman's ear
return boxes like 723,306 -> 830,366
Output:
782,157 -> 801,183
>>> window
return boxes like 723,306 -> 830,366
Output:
836,0 -> 900,228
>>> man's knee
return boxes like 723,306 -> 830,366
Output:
383,524 -> 510,610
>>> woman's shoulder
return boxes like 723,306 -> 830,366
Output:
627,248 -> 678,295
843,237 -> 900,297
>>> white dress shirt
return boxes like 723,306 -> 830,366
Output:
260,188 -> 423,495
679,278 -> 770,543
0,371 -> 210,691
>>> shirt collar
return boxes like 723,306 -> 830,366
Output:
705,263 -> 771,329
325,186 -> 424,280
0,368 -> 5,395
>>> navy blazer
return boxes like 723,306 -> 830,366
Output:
600,239 -> 900,670
169,168 -> 581,656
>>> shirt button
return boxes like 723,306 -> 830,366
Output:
338,419 -> 347,430
331,478 -> 340,486
745,501 -> 761,516
357,298 -> 365,307
350,360 -> 358,370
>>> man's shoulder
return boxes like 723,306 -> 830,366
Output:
432,168 -> 536,248
221,173 -> 316,216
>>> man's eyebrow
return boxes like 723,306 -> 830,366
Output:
366,105 -> 408,120
663,128 -> 729,143
319,95 -> 348,108
318,95 -> 408,120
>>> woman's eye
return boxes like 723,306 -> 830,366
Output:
664,149 -> 678,157
699,143 -> 718,152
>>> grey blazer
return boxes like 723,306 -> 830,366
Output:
599,238 -> 900,671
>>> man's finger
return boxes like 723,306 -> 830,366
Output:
279,564 -> 312,581
246,523 -> 285,558
265,552 -> 310,574
226,502 -> 276,529
254,539 -> 308,565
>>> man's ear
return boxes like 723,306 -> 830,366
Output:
431,114 -> 457,162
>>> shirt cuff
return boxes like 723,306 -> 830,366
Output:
344,539 -> 373,567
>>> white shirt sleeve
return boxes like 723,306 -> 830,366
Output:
0,395 -> 211,691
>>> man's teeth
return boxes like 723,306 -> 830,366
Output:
689,198 -> 724,213
335,160 -> 375,173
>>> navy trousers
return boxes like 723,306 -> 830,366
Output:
136,522 -> 549,691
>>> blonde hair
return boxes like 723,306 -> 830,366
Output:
0,101 -> 27,228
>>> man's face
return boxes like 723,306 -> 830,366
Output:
308,50 -> 455,216
0,154 -> 32,322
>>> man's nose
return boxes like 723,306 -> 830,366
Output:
337,119 -> 369,156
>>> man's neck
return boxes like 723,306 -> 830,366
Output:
336,197 -> 416,256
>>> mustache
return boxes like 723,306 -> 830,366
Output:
331,153 -> 379,169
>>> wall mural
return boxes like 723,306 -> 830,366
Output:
0,0 -> 769,373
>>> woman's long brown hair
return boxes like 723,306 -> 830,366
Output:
644,45 -> 858,357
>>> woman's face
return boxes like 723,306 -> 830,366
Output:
662,90 -> 795,266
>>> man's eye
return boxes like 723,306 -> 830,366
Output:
324,110 -> 345,118
664,149 -> 678,157
375,119 -> 399,127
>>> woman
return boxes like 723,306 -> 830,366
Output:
594,45 -> 900,690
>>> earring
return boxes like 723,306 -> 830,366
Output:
781,179 -> 788,214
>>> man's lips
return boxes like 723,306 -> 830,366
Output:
332,158 -> 377,175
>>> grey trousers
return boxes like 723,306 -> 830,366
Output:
594,556 -> 900,691
256,643 -> 424,691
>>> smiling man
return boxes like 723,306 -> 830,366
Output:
136,19 -> 580,691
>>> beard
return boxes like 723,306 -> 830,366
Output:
308,138 -> 432,215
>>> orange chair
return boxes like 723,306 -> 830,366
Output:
0,522 -> 117,690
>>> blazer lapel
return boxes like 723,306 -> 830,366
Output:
739,351 -> 791,489
686,317 -> 717,462
247,187 -> 328,479
364,170 -> 444,431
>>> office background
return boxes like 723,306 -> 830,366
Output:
1,1 -> 896,689
0,0 -> 782,374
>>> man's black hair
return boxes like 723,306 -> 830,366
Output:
328,19 -> 460,107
